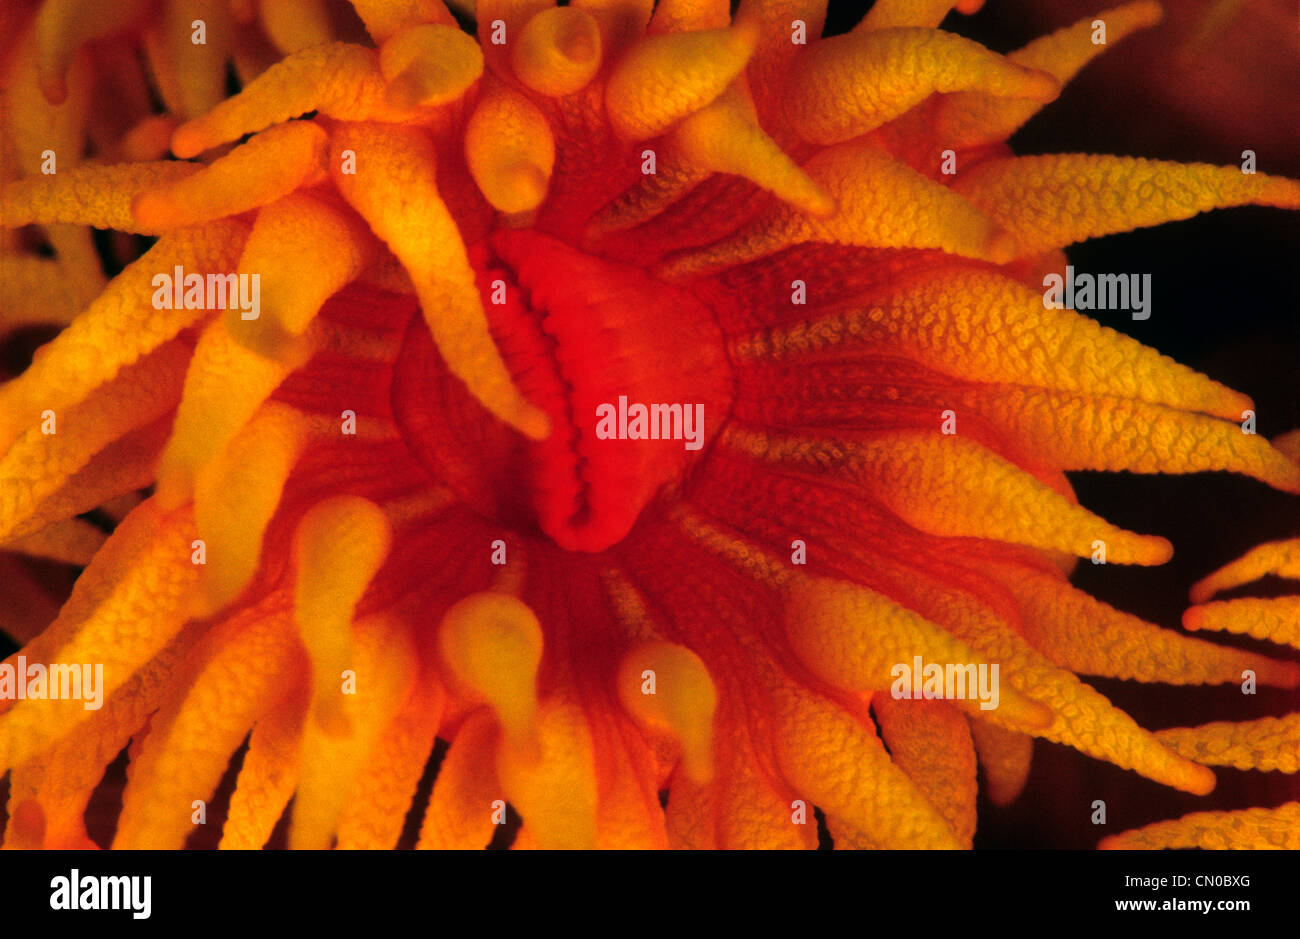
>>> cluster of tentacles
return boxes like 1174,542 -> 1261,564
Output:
0,0 -> 1297,849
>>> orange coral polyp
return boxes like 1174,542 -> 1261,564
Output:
0,0 -> 1298,852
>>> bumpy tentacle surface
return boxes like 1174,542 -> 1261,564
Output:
0,0 -> 1296,854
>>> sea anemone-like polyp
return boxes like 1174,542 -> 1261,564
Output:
0,0 -> 1297,850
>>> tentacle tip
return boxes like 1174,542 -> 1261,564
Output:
7,799 -> 47,849
153,469 -> 194,513
803,188 -> 837,220
1261,660 -> 1300,689
985,231 -> 1021,266
1185,764 -> 1216,796
1024,70 -> 1062,103
1134,535 -> 1174,566
500,163 -> 550,214
517,404 -> 552,442
1134,1 -> 1165,26
171,123 -> 212,160
1181,605 -> 1206,630
732,18 -> 762,50
1260,175 -> 1300,210
1096,833 -> 1122,850
1216,389 -> 1255,421
129,189 -> 170,229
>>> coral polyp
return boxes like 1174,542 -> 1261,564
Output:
0,0 -> 1297,850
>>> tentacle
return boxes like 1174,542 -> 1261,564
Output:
497,693 -> 599,849
857,0 -> 960,30
616,640 -> 718,782
330,121 -> 549,439
32,0 -> 152,104
170,43 -> 420,158
292,496 -> 394,736
785,27 -> 1058,145
1190,538 -> 1300,603
289,613 -> 418,849
3,624 -> 201,849
193,403 -> 312,615
604,21 -> 759,140
1,161 -> 199,233
111,590 -> 302,849
871,695 -> 977,847
133,121 -> 330,230
972,387 -> 1300,493
781,573 -> 1052,731
771,682 -> 962,849
1100,803 -> 1300,850
511,7 -> 604,97
953,155 -> 1300,255
725,427 -> 1174,565
416,708 -> 502,849
218,686 -> 308,849
349,0 -> 456,44
669,82 -> 833,217
226,191 -> 374,360
1184,597 -> 1300,651
0,255 -> 81,328
1156,714 -> 1300,774
155,0 -> 235,119
931,2 -> 1163,149
0,219 -> 250,453
378,23 -> 484,110
154,316 -> 316,509
660,143 -> 1016,278
334,666 -> 444,849
0,341 -> 190,542
464,78 -> 556,215
967,716 -> 1032,807
730,266 -> 1252,421
996,564 -> 1298,687
648,0 -> 730,33
258,0 -> 336,55
0,500 -> 198,774
917,582 -> 1217,795
0,517 -> 105,566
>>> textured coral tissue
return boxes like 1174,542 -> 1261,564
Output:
0,0 -> 1297,893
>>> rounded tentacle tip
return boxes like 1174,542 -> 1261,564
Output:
129,188 -> 171,229
517,403 -> 552,442
1020,67 -> 1062,104
1186,763 -> 1217,797
1139,535 -> 1175,566
985,230 -> 1021,266
170,122 -> 212,160
1259,658 -> 1300,689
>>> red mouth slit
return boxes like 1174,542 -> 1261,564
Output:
394,229 -> 733,552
